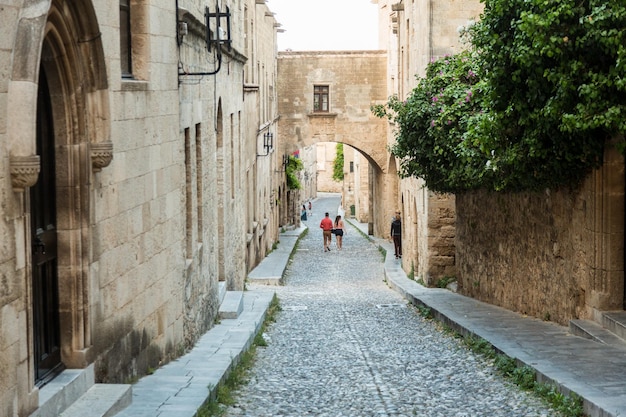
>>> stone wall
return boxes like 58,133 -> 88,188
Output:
374,0 -> 625,325
455,147 -> 625,325
426,192 -> 456,280
398,178 -> 456,283
456,189 -> 591,324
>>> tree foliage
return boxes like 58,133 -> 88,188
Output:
332,143 -> 345,182
374,0 -> 626,193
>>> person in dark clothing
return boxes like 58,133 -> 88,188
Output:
390,211 -> 402,259
301,204 -> 307,221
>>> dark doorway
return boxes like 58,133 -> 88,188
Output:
31,69 -> 64,387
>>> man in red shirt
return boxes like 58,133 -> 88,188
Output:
319,212 -> 334,252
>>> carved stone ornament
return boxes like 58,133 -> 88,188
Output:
10,155 -> 40,192
90,141 -> 114,172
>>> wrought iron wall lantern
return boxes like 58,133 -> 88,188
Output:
176,1 -> 232,76
205,3 -> 232,74
257,132 -> 273,156
206,3 -> 232,53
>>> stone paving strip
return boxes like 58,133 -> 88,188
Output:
114,290 -> 274,417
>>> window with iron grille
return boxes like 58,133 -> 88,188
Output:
313,85 -> 329,112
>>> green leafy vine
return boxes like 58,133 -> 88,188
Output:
285,155 -> 304,190
332,143 -> 344,182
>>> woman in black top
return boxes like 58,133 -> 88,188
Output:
333,215 -> 345,250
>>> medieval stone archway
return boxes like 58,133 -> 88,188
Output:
277,50 -> 396,239
43,0 -> 112,370
9,0 -> 111,389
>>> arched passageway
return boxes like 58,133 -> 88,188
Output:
276,50 -> 395,240
298,139 -> 398,243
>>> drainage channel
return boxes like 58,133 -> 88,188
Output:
375,303 -> 406,309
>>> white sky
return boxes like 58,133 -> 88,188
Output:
267,0 -> 379,51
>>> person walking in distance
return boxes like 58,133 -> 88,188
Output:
333,215 -> 345,250
320,212 -> 334,252
301,204 -> 307,221
390,211 -> 402,259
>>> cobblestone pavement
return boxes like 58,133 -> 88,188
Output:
225,195 -> 558,417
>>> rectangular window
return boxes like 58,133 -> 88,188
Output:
350,161 -> 354,173
195,124 -> 203,243
120,0 -> 132,78
184,128 -> 192,257
313,85 -> 329,112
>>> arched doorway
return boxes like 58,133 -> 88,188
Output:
18,0 -> 111,386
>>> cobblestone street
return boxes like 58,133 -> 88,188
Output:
225,194 -> 557,417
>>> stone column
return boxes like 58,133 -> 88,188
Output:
589,144 -> 625,315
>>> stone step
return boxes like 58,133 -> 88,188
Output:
569,319 -> 626,349
602,311 -> 626,341
218,290 -> 244,319
219,281 -> 227,304
30,365 -> 94,417
59,384 -> 131,417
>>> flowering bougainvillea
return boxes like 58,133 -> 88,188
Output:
374,0 -> 625,193
373,50 -> 492,192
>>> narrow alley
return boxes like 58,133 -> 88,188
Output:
225,194 -> 556,417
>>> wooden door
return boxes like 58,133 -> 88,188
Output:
31,69 -> 63,386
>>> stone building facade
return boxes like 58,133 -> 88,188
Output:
316,143 -> 342,194
375,0 -> 482,283
0,0 -> 280,415
343,147 -> 371,222
241,0 -> 283,272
